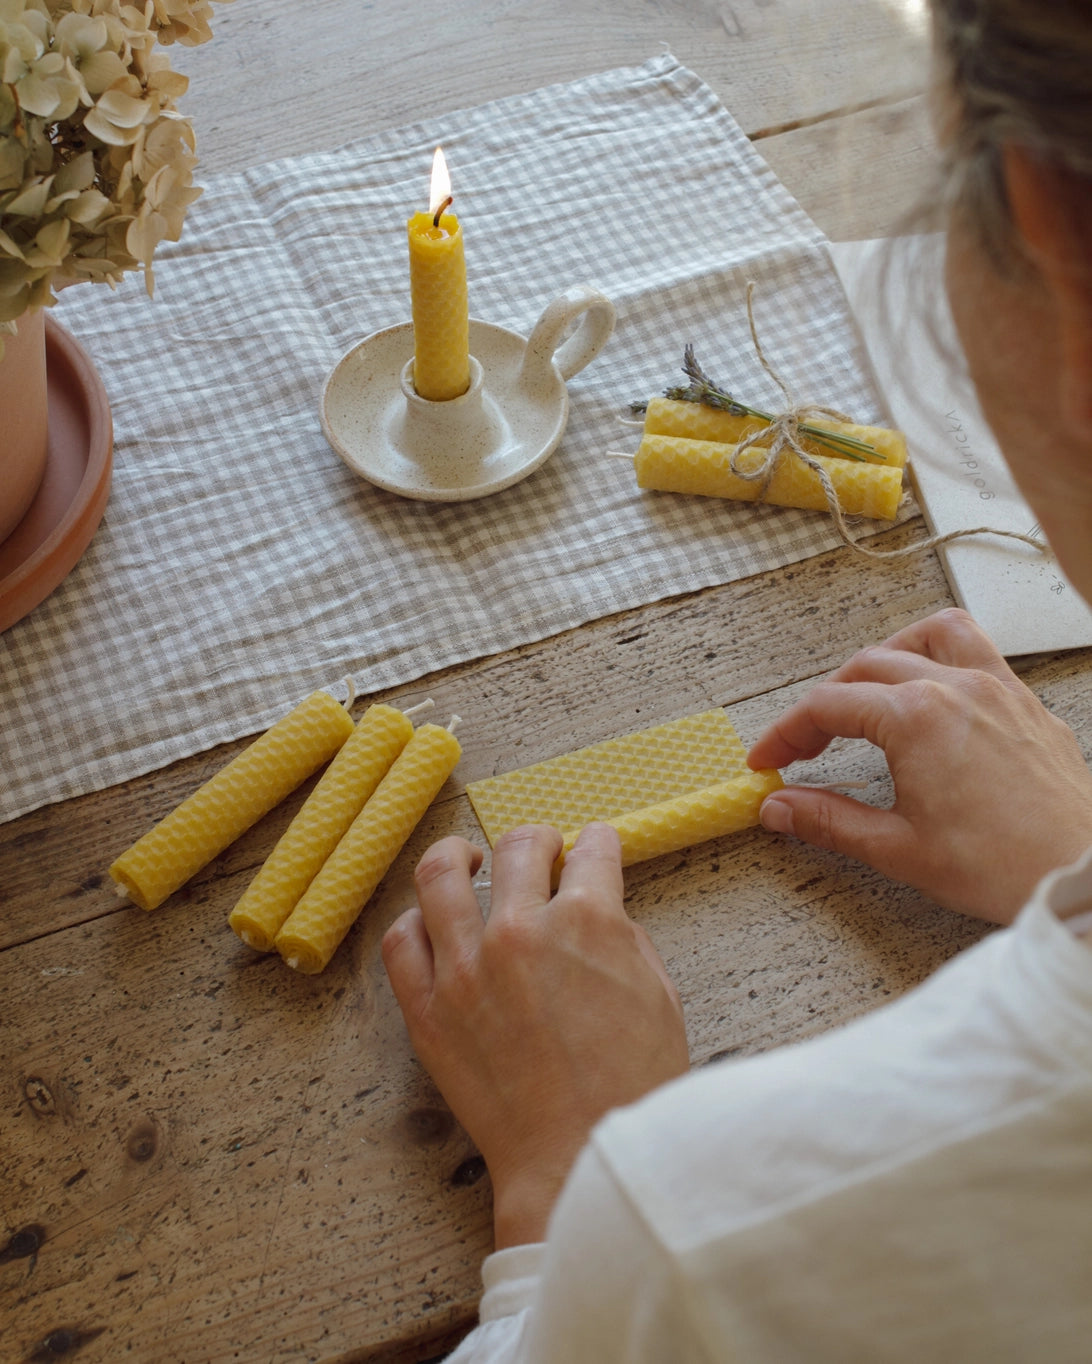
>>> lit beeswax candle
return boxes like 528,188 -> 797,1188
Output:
407,146 -> 470,401
468,709 -> 781,873
634,433 -> 903,521
109,691 -> 355,912
228,703 -> 415,952
275,721 -> 462,974
643,396 -> 908,469
559,770 -> 783,868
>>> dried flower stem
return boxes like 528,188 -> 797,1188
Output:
633,345 -> 883,463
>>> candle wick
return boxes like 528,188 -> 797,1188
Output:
604,449 -> 637,460
447,714 -> 462,735
432,195 -> 453,229
342,676 -> 357,713
403,699 -> 436,721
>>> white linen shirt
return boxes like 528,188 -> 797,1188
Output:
447,849 -> 1092,1363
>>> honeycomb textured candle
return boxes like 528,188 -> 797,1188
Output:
109,691 -> 355,912
467,710 -> 782,868
407,210 -> 469,401
560,771 -> 783,866
275,723 -> 462,974
635,434 -> 903,521
228,704 -> 414,952
643,396 -> 908,468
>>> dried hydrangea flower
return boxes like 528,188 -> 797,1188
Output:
0,0 -> 232,353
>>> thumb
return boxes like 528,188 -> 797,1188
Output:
382,906 -> 435,1018
760,787 -> 912,874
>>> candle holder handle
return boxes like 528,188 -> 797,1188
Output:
518,285 -> 615,388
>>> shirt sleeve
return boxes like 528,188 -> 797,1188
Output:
446,1140 -> 708,1364
444,1244 -> 544,1362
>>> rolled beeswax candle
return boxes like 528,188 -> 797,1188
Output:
228,704 -> 414,952
275,722 -> 462,974
407,148 -> 469,401
109,691 -> 355,912
635,433 -> 903,521
559,769 -> 783,868
468,709 -> 781,875
643,396 -> 908,468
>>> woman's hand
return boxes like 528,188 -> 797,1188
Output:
748,608 -> 1092,923
382,822 -> 689,1250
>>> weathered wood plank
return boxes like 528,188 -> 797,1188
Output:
757,94 -> 940,240
8,636 -> 1088,1362
173,0 -> 930,173
6,625 -> 1090,1362
0,683 -> 970,1363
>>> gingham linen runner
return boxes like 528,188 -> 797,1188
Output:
0,53 -> 912,822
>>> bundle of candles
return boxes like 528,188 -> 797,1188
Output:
626,396 -> 908,521
467,709 -> 782,870
108,690 -> 462,974
108,696 -> 785,976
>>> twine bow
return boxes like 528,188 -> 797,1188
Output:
688,282 -> 1046,562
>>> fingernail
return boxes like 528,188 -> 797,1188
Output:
760,795 -> 794,836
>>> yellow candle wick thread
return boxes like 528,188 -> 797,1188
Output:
432,195 -> 453,228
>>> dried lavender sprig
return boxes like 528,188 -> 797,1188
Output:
630,348 -> 884,463
676,346 -> 883,463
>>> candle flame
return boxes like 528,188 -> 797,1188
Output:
429,146 -> 452,217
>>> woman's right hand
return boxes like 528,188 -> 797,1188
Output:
747,609 -> 1092,924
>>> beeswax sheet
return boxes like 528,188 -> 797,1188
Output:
1,53 -> 914,822
467,710 -> 750,844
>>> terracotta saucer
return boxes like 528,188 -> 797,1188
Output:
0,315 -> 113,633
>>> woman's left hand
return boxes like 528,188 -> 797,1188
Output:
382,822 -> 690,1251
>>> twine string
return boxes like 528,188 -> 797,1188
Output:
716,282 -> 1045,561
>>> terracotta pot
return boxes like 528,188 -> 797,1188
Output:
0,309 -> 49,545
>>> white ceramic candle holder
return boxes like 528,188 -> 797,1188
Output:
320,285 -> 615,501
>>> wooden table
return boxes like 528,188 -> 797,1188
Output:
3,3 -> 1091,1360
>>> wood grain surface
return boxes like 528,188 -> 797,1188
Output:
3,3 -> 1089,1362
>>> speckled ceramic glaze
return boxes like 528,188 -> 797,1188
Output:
320,285 -> 615,502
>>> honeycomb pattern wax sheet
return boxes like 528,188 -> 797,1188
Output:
467,709 -> 782,869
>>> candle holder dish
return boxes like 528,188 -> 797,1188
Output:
320,286 -> 615,502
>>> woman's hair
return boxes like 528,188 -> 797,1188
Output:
930,0 -> 1092,263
